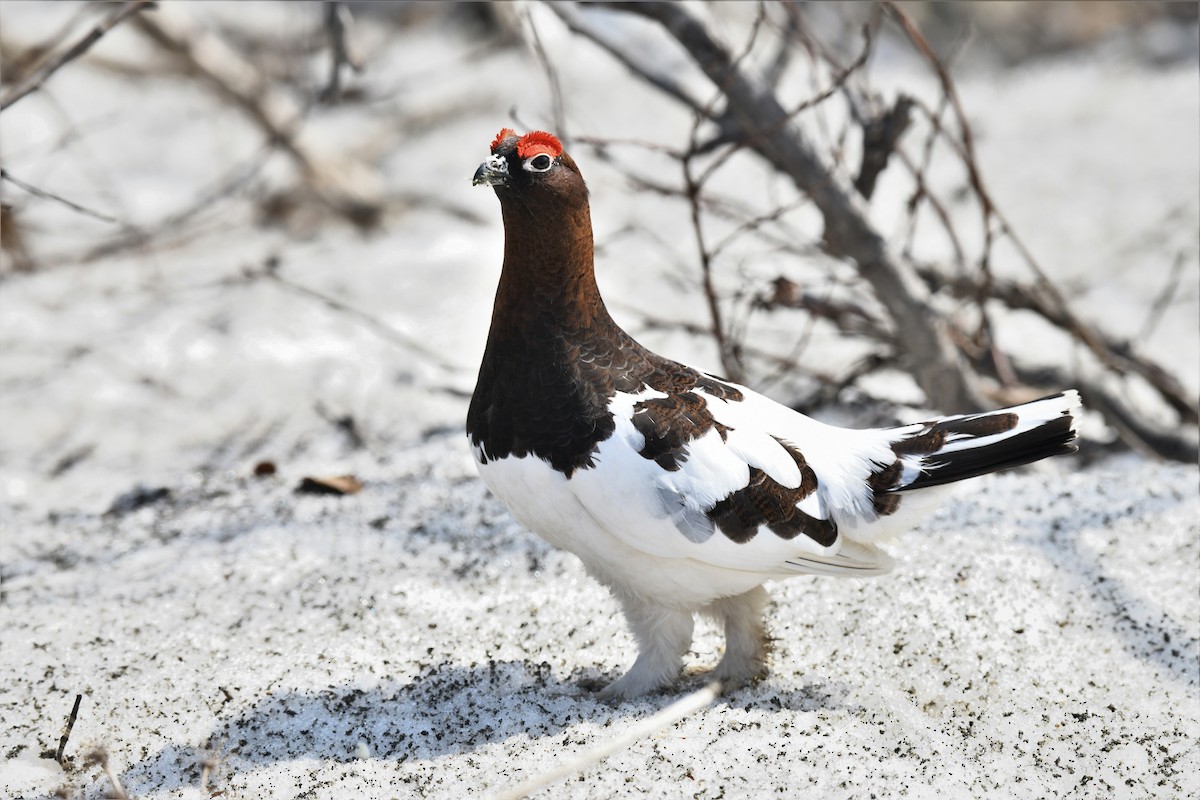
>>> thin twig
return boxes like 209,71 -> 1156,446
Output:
0,0 -> 156,112
54,694 -> 83,765
916,263 -> 1199,426
75,141 -> 276,264
681,139 -> 738,380
1137,251 -> 1187,344
545,3 -> 704,114
1,168 -> 120,224
896,144 -> 966,269
491,681 -> 721,800
249,257 -> 462,372
521,3 -> 567,138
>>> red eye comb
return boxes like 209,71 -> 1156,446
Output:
516,131 -> 563,160
490,128 -> 517,153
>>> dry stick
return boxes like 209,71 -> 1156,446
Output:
601,0 -> 987,413
199,752 -> 221,794
1074,378 -> 1199,464
54,694 -> 83,764
1,168 -> 121,224
783,4 -> 875,170
896,43 -> 967,270
854,94 -> 913,200
762,2 -> 799,89
693,15 -> 876,189
491,681 -> 721,800
628,302 -> 881,392
708,195 -> 811,262
0,0 -> 156,112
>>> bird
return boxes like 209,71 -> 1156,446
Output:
469,128 -> 1079,702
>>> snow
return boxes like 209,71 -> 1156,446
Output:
1,3 -> 1197,799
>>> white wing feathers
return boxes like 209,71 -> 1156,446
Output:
565,385 -> 899,577
486,382 -> 1076,581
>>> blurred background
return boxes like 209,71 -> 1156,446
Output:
1,1 -> 1197,514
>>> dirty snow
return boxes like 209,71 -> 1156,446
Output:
1,3 -> 1197,799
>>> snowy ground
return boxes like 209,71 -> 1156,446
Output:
1,3 -> 1198,799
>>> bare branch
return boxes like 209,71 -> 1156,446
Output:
544,3 -> 704,113
0,168 -> 120,224
919,265 -> 1200,426
755,276 -> 891,342
0,0 -> 156,112
602,0 -> 988,412
1075,378 -> 1199,464
133,4 -> 383,227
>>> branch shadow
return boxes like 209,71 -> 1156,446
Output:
1015,487 -> 1199,688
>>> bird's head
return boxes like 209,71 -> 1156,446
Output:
472,128 -> 587,210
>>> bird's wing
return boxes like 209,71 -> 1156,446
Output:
563,381 -> 901,577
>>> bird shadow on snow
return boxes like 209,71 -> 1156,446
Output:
118,660 -> 848,793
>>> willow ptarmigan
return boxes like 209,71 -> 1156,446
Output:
469,128 -> 1079,702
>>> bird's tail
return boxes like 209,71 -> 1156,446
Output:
887,390 -> 1081,492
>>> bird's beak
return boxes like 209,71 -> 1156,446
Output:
472,154 -> 510,187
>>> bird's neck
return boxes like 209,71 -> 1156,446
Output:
490,199 -> 618,337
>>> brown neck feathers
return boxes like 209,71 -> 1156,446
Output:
490,191 -> 613,336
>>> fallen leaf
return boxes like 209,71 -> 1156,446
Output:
295,475 -> 362,495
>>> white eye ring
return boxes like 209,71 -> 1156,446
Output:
523,153 -> 554,173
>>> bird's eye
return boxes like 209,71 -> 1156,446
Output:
523,153 -> 553,173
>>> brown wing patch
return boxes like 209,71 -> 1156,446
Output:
866,459 -> 904,516
631,391 -> 730,471
705,441 -> 835,547
630,364 -> 741,471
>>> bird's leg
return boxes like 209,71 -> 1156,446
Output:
706,585 -> 771,688
598,592 -> 694,702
